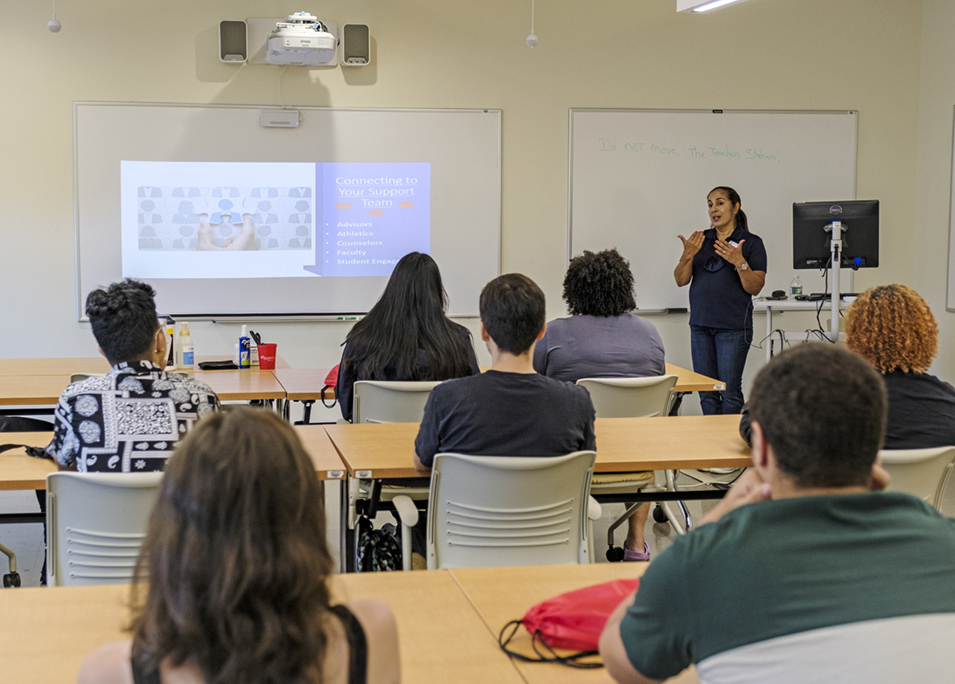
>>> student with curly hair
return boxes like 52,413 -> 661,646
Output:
78,408 -> 400,684
533,248 -> 665,383
845,284 -> 955,449
533,248 -> 664,561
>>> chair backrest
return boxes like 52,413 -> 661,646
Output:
46,472 -> 163,587
426,451 -> 596,569
879,446 -> 955,511
353,380 -> 442,423
576,375 -> 678,418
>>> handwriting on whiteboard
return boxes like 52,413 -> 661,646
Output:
597,138 -> 781,162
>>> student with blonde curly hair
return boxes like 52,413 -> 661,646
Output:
845,284 -> 955,449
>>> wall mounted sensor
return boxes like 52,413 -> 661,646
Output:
340,24 -> 370,66
259,109 -> 301,128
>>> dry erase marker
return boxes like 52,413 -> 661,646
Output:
337,316 -> 358,321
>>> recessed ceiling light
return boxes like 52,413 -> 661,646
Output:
678,0 -> 749,13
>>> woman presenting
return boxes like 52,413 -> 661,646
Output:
674,186 -> 766,415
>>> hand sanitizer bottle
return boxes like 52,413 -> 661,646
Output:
177,322 -> 195,369
238,325 -> 251,369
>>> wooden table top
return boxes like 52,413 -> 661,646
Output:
0,429 -> 346,490
337,570 -> 525,684
0,572 -> 525,684
273,368 -> 336,401
0,433 -> 57,490
0,354 -> 292,406
192,370 -> 286,401
292,425 -> 346,480
280,363 -> 723,403
324,414 -> 751,479
0,356 -> 290,377
449,564 -> 698,684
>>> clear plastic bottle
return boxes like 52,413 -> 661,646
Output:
177,322 -> 195,369
790,275 -> 803,297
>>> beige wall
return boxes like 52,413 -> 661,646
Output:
915,0 -> 955,381
0,0 -> 931,408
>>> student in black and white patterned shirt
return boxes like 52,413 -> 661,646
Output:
45,279 -> 220,473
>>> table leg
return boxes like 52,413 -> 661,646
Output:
765,304 -> 774,363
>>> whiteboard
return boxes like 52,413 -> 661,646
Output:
75,103 -> 501,318
947,106 -> 955,311
569,110 -> 858,311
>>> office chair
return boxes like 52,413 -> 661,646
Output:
879,446 -> 955,511
46,471 -> 162,586
393,451 -> 601,570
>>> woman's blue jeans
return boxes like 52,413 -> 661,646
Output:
690,325 -> 752,415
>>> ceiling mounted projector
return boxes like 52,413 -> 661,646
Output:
267,12 -> 336,66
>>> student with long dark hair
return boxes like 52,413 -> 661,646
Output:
674,186 -> 767,415
337,252 -> 480,421
78,408 -> 401,684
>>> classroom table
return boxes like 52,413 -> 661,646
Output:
325,415 -> 750,571
276,363 -> 725,423
0,364 -> 289,406
0,355 -> 290,377
325,414 -> 749,479
0,430 -> 345,491
0,429 -> 346,525
0,571 -> 526,684
449,563 -> 698,684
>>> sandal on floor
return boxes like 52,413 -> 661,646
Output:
623,541 -> 650,562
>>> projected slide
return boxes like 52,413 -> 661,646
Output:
120,161 -> 430,279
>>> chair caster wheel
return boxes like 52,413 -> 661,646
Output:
606,546 -> 625,562
3,573 -> 20,588
652,505 -> 668,523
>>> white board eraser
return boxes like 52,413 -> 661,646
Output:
259,109 -> 300,128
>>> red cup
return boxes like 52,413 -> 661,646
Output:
257,343 -> 277,370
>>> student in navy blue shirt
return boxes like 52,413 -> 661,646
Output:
674,186 -> 767,415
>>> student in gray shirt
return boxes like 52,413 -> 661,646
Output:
533,248 -> 665,561
533,249 -> 665,383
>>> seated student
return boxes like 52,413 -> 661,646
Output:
78,408 -> 400,684
45,279 -> 219,472
337,252 -> 480,422
845,284 -> 955,449
414,273 -> 595,471
600,344 -> 955,684
533,247 -> 664,561
533,248 -> 665,382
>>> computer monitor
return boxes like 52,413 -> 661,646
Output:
792,200 -> 879,270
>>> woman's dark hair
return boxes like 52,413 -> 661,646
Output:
563,249 -> 636,317
343,252 -> 474,381
130,408 -> 334,684
709,186 -> 749,232
85,279 -> 160,364
479,273 -> 546,355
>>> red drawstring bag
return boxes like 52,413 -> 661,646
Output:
324,364 -> 340,387
498,578 -> 640,668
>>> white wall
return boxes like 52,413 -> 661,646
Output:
914,0 -> 955,382
0,0 -> 930,409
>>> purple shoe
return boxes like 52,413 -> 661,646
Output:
623,541 -> 651,562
